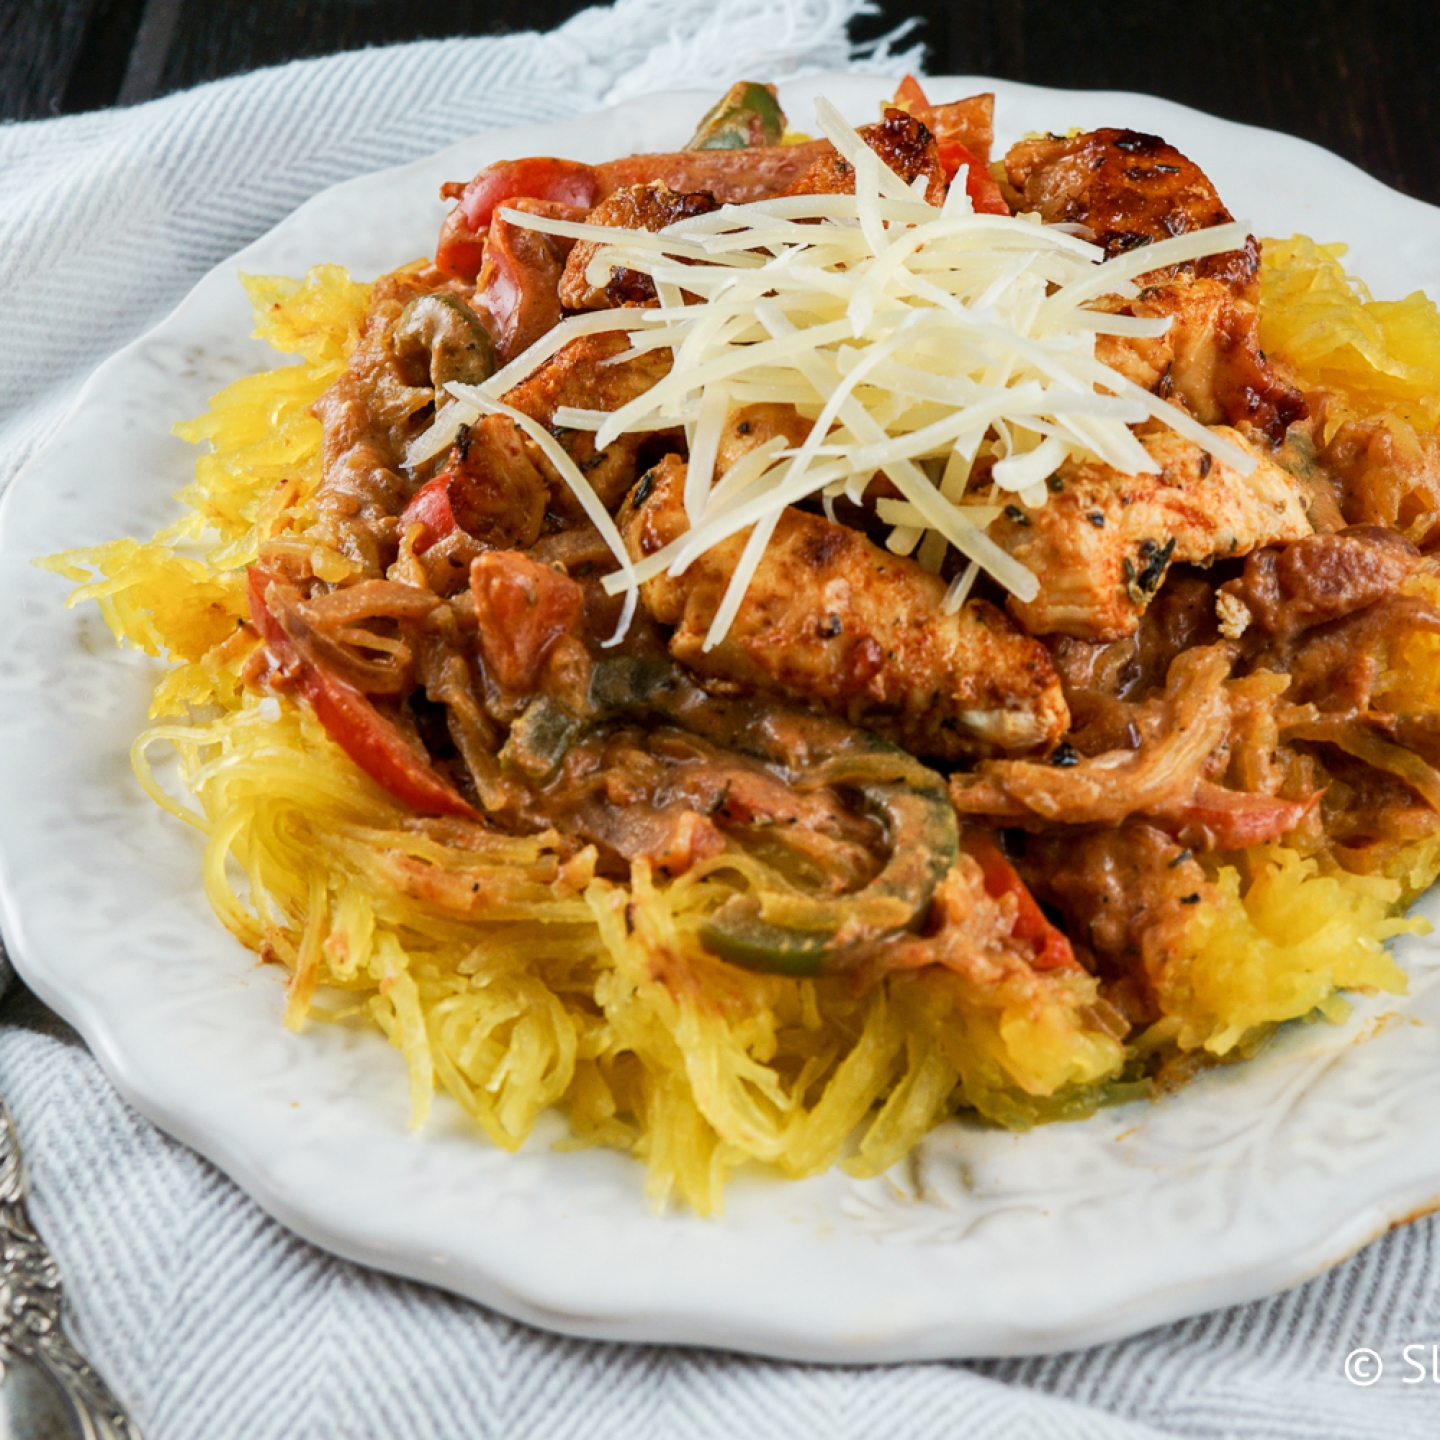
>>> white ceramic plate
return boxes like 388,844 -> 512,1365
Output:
4,74 -> 1440,1363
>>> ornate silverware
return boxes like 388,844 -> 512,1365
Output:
0,1096 -> 140,1438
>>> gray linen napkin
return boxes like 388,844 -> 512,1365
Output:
2,4 -> 1437,1434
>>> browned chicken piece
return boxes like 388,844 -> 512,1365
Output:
714,402 -> 815,475
473,197 -> 584,364
398,412 -> 554,597
781,109 -> 948,207
559,182 -> 719,310
504,328 -> 669,419
1217,527 -> 1422,642
621,455 -> 1069,758
989,429 -> 1313,642
1006,128 -> 1249,283
502,330 -> 674,513
1321,412 -> 1440,546
1005,128 -> 1306,443
1089,274 -> 1307,443
447,417 -> 547,548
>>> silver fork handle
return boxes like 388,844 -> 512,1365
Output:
0,1098 -> 141,1439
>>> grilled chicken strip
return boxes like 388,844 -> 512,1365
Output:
988,429 -> 1313,642
1087,273 -> 1307,443
621,454 -> 1069,758
714,402 -> 815,472
781,109 -> 948,206
502,330 -> 674,513
560,182 -> 719,310
1005,128 -> 1305,443
1005,128 -> 1252,286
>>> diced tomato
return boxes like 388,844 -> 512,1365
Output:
946,139 -> 1010,214
890,74 -> 1009,214
246,569 -> 478,819
436,157 -> 599,281
470,552 -> 585,694
893,74 -> 929,114
963,834 -> 1079,972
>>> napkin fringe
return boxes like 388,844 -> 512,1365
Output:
546,0 -> 924,105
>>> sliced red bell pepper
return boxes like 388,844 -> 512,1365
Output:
470,202 -> 577,362
1156,780 -> 1319,851
400,469 -> 460,554
470,552 -> 585,695
963,834 -> 1079,972
436,157 -> 599,281
246,569 -> 478,819
435,210 -> 489,287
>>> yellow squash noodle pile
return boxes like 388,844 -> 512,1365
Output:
1151,846 -> 1412,1057
38,243 -> 1440,1210
1259,234 -> 1440,436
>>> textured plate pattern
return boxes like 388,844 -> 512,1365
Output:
2,75 -> 1440,1362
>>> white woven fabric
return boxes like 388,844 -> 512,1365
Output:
1,6 -> 1436,1435
0,0 -> 915,494
4,998 -> 1437,1438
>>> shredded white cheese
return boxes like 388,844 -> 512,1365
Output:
410,99 -> 1259,648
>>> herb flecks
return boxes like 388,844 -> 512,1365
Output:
1124,536 -> 1177,606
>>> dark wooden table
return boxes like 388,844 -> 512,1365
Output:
5,0 -> 1438,207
